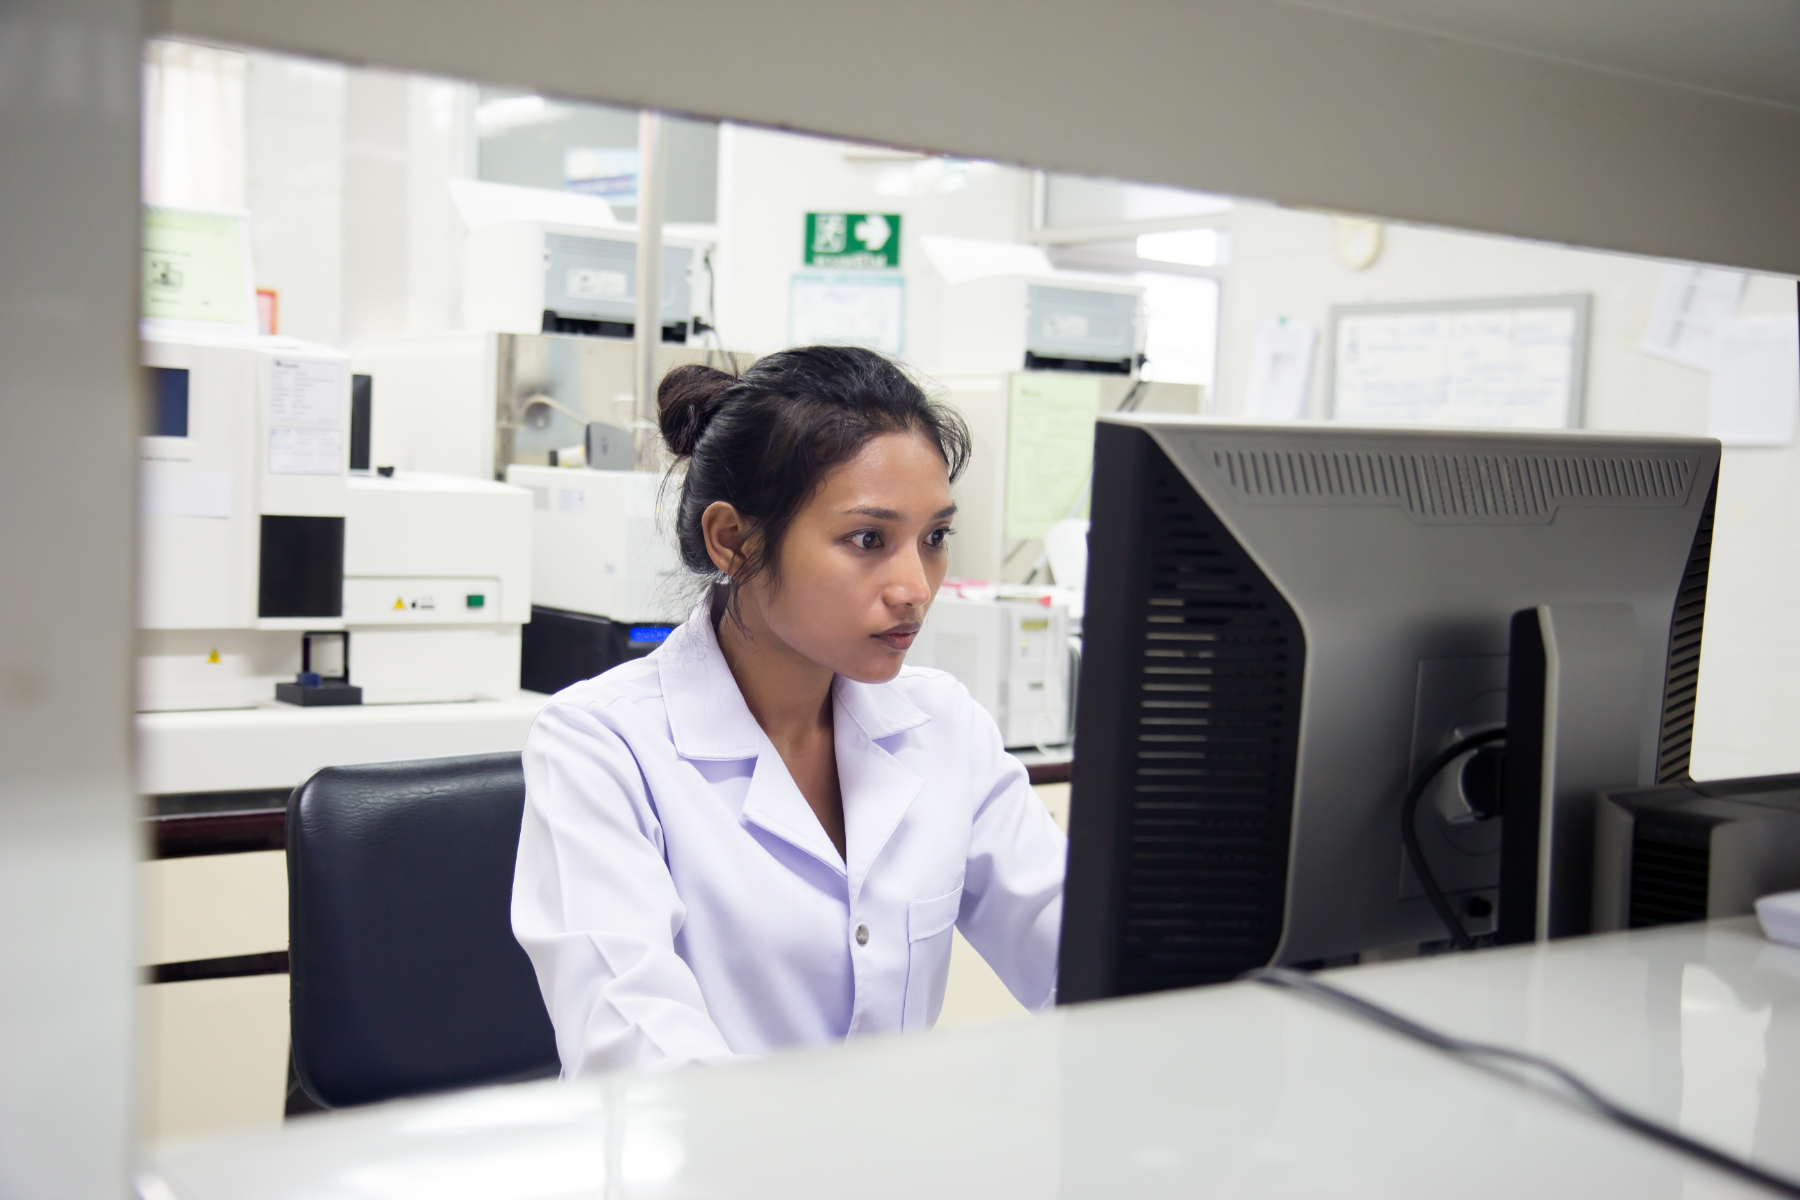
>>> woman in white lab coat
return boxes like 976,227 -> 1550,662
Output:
511,346 -> 1067,1077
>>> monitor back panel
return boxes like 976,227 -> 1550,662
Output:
1061,418 -> 1718,999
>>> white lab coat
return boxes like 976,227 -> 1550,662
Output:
511,607 -> 1067,1077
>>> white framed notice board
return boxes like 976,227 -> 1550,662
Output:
1327,294 -> 1590,429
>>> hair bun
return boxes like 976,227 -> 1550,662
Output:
657,364 -> 736,459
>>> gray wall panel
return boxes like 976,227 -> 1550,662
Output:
156,0 -> 1800,274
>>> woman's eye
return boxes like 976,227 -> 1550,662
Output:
926,527 -> 953,548
852,531 -> 882,551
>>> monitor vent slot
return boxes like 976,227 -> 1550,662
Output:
1116,459 -> 1304,994
1655,473 -> 1715,784
1212,449 -> 1694,521
1627,830 -> 1710,927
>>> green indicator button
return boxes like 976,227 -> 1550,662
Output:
466,594 -> 486,609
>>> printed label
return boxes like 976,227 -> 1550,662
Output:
268,428 -> 344,475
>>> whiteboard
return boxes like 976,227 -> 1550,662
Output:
1327,295 -> 1589,428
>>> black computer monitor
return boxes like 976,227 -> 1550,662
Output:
1058,416 -> 1718,1002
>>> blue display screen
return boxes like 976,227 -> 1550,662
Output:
629,625 -> 674,644
150,366 -> 189,437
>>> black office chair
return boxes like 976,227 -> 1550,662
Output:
287,752 -> 561,1109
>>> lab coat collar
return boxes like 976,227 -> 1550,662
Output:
658,606 -> 934,760
657,608 -> 763,761
834,699 -> 924,900
741,746 -> 848,877
832,673 -> 932,743
735,690 -> 928,887
658,605 -> 933,891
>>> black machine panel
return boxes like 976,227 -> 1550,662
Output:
520,605 -> 671,695
349,374 -> 373,472
258,515 -> 345,619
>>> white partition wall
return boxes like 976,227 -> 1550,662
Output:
0,1 -> 142,1196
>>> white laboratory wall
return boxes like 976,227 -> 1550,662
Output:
1044,175 -> 1233,229
713,124 -> 1030,367
1137,271 -> 1220,392
1691,383 -> 1800,781
141,40 -> 248,210
246,50 -> 347,344
405,76 -> 478,336
1218,202 -> 1752,432
239,48 -> 476,347
343,68 -> 478,344
343,68 -> 409,343
1214,202 -> 1800,778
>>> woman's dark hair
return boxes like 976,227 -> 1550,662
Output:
658,345 -> 970,619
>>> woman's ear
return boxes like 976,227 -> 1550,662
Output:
700,500 -> 750,576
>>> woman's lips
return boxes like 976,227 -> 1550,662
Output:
875,625 -> 920,650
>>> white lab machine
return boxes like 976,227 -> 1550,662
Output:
939,275 -> 1144,375
341,472 -> 532,705
351,334 -> 746,484
916,235 -> 1145,376
909,593 -> 1072,749
505,464 -> 685,623
463,220 -> 702,341
352,331 -> 720,482
504,464 -> 688,695
136,332 -> 532,712
358,218 -> 736,481
138,334 -> 351,711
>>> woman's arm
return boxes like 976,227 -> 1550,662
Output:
954,693 -> 1068,1010
512,699 -> 741,1076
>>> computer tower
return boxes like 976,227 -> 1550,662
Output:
1592,774 -> 1800,930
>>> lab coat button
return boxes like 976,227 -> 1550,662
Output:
855,924 -> 870,946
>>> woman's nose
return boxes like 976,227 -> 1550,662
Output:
885,546 -> 931,607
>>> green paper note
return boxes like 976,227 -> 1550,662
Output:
142,207 -> 249,325
1005,372 -> 1102,541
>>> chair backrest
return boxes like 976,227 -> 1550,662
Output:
288,752 -> 560,1108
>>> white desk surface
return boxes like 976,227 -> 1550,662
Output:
145,919 -> 1800,1199
137,699 -> 1069,797
135,695 -> 554,795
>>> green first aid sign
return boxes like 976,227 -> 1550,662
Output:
805,212 -> 901,269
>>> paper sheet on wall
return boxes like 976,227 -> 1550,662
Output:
1243,318 -> 1315,420
141,207 -> 252,328
1005,373 -> 1101,541
1332,306 -> 1579,428
788,271 -> 905,355
1707,316 -> 1799,446
1641,266 -> 1746,371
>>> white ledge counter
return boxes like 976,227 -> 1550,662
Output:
144,919 -> 1800,1199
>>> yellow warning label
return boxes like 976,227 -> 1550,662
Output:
205,648 -> 221,664
394,597 -> 406,610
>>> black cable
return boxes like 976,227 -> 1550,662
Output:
1400,726 -> 1505,951
699,245 -> 724,369
1117,378 -> 1151,412
1247,967 -> 1800,1199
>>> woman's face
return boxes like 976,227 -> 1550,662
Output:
736,431 -> 956,684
